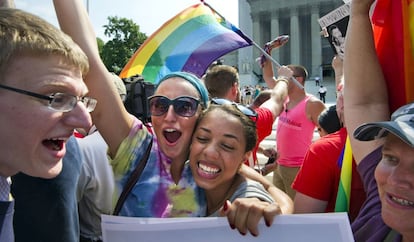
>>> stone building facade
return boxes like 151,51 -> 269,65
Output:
232,0 -> 344,86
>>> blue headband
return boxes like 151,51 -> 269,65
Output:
157,72 -> 209,108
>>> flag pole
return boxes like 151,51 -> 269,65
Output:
202,0 -> 304,90
251,42 -> 304,89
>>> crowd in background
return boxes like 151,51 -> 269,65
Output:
0,0 -> 413,242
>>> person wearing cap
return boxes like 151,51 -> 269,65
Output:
344,0 -> 414,241
351,103 -> 414,242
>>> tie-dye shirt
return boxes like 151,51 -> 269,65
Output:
110,117 -> 206,217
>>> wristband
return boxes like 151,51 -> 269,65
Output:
277,76 -> 290,84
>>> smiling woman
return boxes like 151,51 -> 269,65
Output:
189,104 -> 274,220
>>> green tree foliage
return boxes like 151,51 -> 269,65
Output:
97,37 -> 104,55
101,16 -> 147,74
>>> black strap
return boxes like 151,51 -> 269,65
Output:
113,139 -> 153,215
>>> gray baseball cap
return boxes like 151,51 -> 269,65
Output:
353,102 -> 414,147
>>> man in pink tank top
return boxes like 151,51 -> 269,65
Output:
262,61 -> 326,199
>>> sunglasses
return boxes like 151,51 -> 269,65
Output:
210,98 -> 258,121
148,95 -> 200,117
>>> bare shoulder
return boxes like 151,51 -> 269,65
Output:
305,95 -> 326,124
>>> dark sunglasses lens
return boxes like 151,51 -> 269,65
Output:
174,97 -> 198,117
149,96 -> 169,116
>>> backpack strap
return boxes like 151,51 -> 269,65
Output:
113,139 -> 153,215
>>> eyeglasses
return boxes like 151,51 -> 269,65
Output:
0,83 -> 97,112
210,98 -> 258,121
148,95 -> 200,117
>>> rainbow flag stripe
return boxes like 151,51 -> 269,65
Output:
371,0 -> 414,112
119,3 -> 252,83
335,136 -> 353,212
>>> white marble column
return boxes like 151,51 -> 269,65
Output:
290,8 -> 300,64
270,11 -> 281,63
251,12 -> 261,73
311,4 -> 322,78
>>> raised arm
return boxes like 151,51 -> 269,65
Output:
343,0 -> 389,163
53,0 -> 133,157
262,53 -> 278,89
259,77 -> 288,120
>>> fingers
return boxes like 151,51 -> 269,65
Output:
262,202 -> 282,227
243,202 -> 265,237
224,198 -> 280,237
219,200 -> 231,217
267,35 -> 290,50
263,162 -> 277,175
263,148 -> 277,158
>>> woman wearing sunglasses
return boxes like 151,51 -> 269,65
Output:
53,0 -> 292,236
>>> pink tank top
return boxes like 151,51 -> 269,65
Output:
276,95 -> 315,167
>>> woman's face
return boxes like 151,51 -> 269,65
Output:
189,108 -> 250,193
375,134 -> 414,238
151,77 -> 202,163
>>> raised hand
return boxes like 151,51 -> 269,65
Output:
259,35 -> 289,68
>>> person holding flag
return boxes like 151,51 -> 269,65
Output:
262,45 -> 326,200
52,0 -> 293,237
345,0 -> 414,241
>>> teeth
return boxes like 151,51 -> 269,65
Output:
391,196 -> 414,207
165,129 -> 176,133
50,138 -> 64,151
198,163 -> 219,174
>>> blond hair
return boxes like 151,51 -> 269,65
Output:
0,8 -> 89,80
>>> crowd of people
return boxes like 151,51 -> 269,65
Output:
0,0 -> 413,241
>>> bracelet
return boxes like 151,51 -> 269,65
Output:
276,76 -> 290,84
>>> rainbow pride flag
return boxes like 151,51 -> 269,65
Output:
371,0 -> 414,112
335,136 -> 353,212
119,2 -> 252,83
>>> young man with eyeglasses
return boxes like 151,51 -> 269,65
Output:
0,6 -> 93,241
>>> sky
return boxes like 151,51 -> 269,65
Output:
15,0 -> 239,41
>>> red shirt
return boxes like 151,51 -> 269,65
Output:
245,107 -> 274,166
292,128 -> 366,222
